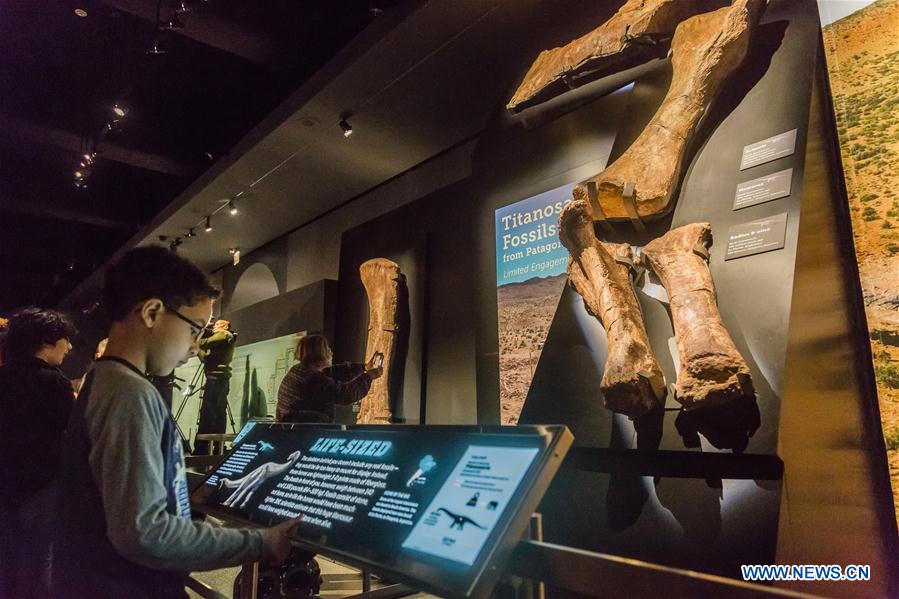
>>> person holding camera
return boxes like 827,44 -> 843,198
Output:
276,334 -> 381,423
194,319 -> 236,454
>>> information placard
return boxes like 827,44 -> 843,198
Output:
739,129 -> 797,170
734,168 -> 793,210
191,424 -> 571,598
724,212 -> 789,260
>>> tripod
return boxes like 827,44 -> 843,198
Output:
173,363 -> 238,453
173,362 -> 204,451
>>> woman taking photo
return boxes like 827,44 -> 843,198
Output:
276,334 -> 381,423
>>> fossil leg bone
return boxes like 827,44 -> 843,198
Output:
572,0 -> 766,221
357,258 -> 402,425
640,223 -> 754,410
507,0 -> 722,112
559,200 -> 666,418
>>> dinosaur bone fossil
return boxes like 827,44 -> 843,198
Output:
570,0 -> 765,222
508,0 -> 721,112
640,223 -> 753,410
559,199 -> 666,418
357,258 -> 402,425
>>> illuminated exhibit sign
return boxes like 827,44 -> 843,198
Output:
494,184 -> 574,425
402,445 -> 539,565
192,423 -> 571,598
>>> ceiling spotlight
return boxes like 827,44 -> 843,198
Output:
185,228 -> 195,238
228,199 -> 238,215
74,170 -> 84,179
339,118 -> 353,138
83,153 -> 94,165
229,248 -> 241,265
160,14 -> 185,30
74,8 -> 88,17
369,6 -> 384,17
112,104 -> 127,118
74,179 -> 88,189
228,247 -> 238,255
176,1 -> 191,13
146,38 -> 168,55
204,216 -> 213,232
79,161 -> 86,168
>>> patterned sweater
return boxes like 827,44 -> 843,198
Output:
276,362 -> 372,422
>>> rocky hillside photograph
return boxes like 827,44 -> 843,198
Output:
822,0 -> 899,520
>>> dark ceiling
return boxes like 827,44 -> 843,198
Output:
0,0 -> 401,313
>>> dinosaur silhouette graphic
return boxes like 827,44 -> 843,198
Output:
437,508 -> 486,531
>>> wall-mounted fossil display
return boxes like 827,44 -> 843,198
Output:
559,200 -> 666,418
357,258 -> 403,424
507,0 -> 723,112
641,223 -> 754,409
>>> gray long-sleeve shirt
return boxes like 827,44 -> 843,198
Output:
52,357 -> 271,598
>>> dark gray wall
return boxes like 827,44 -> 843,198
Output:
334,180 -> 478,425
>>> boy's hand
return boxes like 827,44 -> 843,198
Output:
262,517 -> 302,565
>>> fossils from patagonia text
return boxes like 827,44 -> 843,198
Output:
507,0 -> 723,112
357,258 -> 402,425
558,199 -> 666,418
641,222 -> 754,410
572,0 -> 766,222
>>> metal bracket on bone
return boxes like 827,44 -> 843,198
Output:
692,243 -> 711,261
585,181 -> 616,235
382,325 -> 401,333
613,253 -> 646,286
621,182 -> 647,233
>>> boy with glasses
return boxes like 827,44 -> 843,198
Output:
52,246 -> 299,598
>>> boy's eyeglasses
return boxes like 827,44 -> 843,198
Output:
164,304 -> 209,341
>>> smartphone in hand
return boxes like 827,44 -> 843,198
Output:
368,351 -> 384,369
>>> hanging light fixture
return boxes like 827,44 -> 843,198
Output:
204,215 -> 213,232
146,38 -> 168,55
160,13 -> 185,30
112,103 -> 127,119
228,198 -> 238,215
339,118 -> 353,138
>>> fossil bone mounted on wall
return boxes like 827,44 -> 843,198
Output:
559,200 -> 666,418
510,0 -> 766,222
507,0 -> 724,112
573,0 -> 766,222
357,258 -> 403,425
640,223 -> 754,410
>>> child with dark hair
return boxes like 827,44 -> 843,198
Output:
0,307 -> 78,598
52,246 -> 300,598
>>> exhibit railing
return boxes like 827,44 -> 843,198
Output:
508,538 -> 819,599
